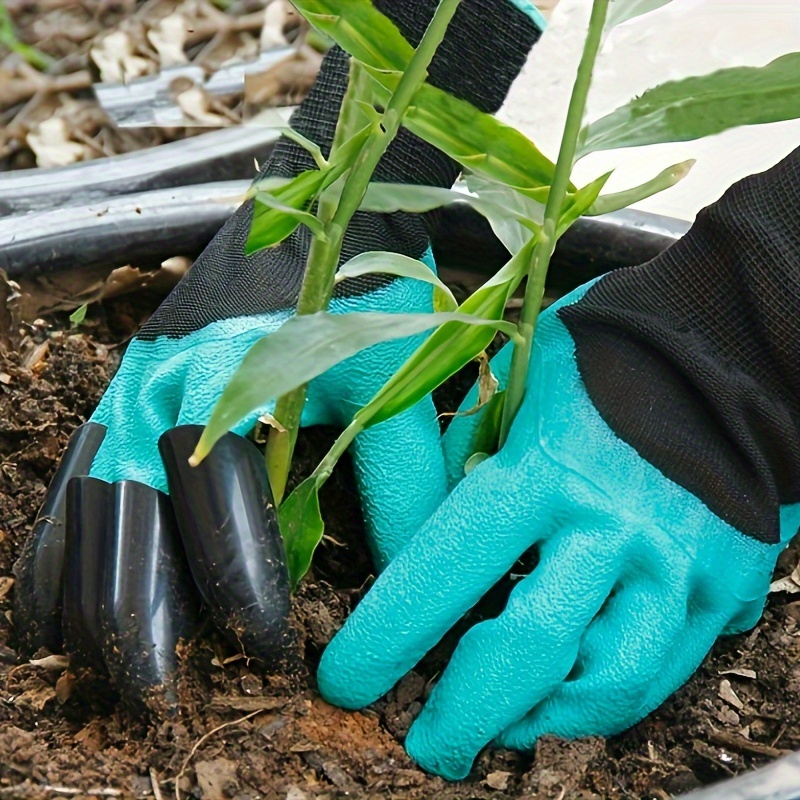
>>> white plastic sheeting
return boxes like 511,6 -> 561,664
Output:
501,0 -> 800,220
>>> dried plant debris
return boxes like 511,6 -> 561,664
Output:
0,0 -> 313,170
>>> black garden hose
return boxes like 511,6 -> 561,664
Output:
0,181 -> 247,278
0,124 -> 284,217
0,176 -> 689,291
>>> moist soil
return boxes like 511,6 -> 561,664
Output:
1,297 -> 800,800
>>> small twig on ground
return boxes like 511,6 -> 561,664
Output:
0,785 -> 122,798
149,768 -> 165,800
0,69 -> 91,112
173,709 -> 266,800
707,729 -> 792,760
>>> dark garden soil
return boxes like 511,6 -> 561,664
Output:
1,298 -> 800,800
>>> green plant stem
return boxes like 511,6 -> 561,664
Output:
266,0 -> 464,502
498,0 -> 610,447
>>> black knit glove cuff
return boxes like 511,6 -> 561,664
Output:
140,0 -> 541,340
561,147 -> 800,544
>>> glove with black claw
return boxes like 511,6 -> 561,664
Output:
319,148 -> 800,778
13,0 -> 545,711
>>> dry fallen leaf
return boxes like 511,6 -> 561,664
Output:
15,683 -> 57,711
718,679 -> 744,711
91,30 -> 151,84
770,562 -> 800,594
29,654 -> 69,671
55,670 -> 76,703
260,0 -> 296,49
27,117 -> 91,168
484,771 -> 512,791
148,12 -> 189,67
0,575 -> 14,600
720,668 -> 757,680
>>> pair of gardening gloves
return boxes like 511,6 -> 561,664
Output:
16,0 -> 800,781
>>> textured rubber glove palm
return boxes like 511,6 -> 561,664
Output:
318,282 -> 800,780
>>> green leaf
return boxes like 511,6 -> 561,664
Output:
363,64 -> 561,193
246,109 -> 327,168
0,4 -> 53,70
193,310 -> 520,463
359,181 -> 541,255
468,389 -> 506,461
278,476 -> 325,590
463,174 -> 544,254
360,182 -> 467,214
291,0 -> 414,71
246,124 -> 375,254
586,159 -> 695,216
581,52 -> 800,154
607,0 -> 674,27
247,169 -> 327,252
355,241 -> 534,429
252,188 -> 327,239
69,303 -> 89,327
557,171 -> 613,236
334,251 -> 458,312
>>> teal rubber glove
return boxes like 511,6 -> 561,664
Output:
15,0 -> 545,709
318,281 -> 800,779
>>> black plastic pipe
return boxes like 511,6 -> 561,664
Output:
0,181 -> 247,278
0,179 -> 690,289
0,125 -> 282,217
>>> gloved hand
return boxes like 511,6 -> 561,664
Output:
13,0 -> 544,709
318,149 -> 800,779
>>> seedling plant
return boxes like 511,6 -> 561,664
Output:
190,0 -> 800,587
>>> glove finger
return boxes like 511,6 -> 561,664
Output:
159,425 -> 293,666
349,396 -> 448,570
13,422 -> 107,655
496,575 -> 688,748
404,523 -> 622,780
317,454 -> 542,711
63,476 -> 198,712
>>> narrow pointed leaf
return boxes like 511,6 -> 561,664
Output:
586,159 -> 695,216
278,476 -> 325,589
360,181 -> 541,255
581,52 -> 800,154
464,173 -> 545,253
252,189 -> 326,238
363,64 -> 561,191
248,108 -> 327,168
360,183 -> 468,214
247,169 -> 327,252
557,171 -> 613,236
607,0 -> 674,27
293,0 -> 414,71
335,251 -> 458,311
193,310 -> 520,462
355,241 -> 534,429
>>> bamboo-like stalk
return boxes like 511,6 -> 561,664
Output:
265,0 -> 464,503
498,0 -> 611,447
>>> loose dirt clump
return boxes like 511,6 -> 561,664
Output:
1,299 -> 800,800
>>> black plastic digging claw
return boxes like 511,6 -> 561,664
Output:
14,422 -> 107,655
159,425 -> 292,666
63,477 -> 198,711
